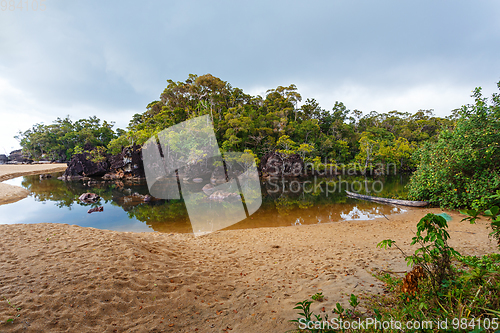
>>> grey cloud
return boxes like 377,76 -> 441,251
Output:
1,0 -> 499,149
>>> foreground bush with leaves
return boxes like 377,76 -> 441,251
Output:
289,213 -> 500,332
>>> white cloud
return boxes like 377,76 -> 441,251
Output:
0,78 -> 46,152
0,77 -> 138,153
296,81 -> 472,117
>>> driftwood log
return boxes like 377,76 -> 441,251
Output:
345,190 -> 428,207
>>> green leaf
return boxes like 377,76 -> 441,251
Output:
478,307 -> 500,316
377,239 -> 395,249
462,209 -> 479,217
485,206 -> 499,216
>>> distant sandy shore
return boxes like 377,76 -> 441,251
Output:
0,164 -> 67,205
0,206 -> 496,332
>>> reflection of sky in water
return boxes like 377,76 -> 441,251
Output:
3,176 -> 23,186
0,196 -> 155,232
0,177 -> 154,232
294,217 -> 304,226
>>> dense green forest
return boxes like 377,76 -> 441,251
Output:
16,74 -> 500,208
15,116 -> 120,161
109,74 -> 457,173
17,74 -> 454,170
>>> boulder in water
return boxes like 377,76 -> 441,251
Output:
79,193 -> 100,203
202,183 -> 215,195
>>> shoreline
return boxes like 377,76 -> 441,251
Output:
0,164 -> 67,205
0,164 -> 497,331
0,208 -> 496,331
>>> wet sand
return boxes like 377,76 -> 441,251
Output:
0,165 -> 497,332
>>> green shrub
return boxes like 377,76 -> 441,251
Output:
408,81 -> 500,208
378,213 -> 460,292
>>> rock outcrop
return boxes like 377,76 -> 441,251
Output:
61,145 -> 145,180
259,151 -> 304,177
61,146 -> 308,181
107,145 -> 145,179
62,151 -> 108,179
8,149 -> 30,163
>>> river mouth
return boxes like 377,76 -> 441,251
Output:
0,172 -> 411,233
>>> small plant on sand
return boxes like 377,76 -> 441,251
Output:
375,213 -> 499,325
311,292 -> 324,302
347,294 -> 359,315
2,297 -> 21,324
289,293 -> 361,333
377,213 -> 460,293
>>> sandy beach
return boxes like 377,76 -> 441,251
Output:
0,164 -> 68,205
0,166 -> 497,332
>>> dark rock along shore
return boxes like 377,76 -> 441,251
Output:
62,147 -> 309,182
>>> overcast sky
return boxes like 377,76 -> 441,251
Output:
1,0 -> 499,153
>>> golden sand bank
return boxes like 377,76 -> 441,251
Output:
0,164 -> 67,205
0,165 -> 497,332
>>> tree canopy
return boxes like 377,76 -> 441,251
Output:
17,73 -> 456,175
16,116 -> 117,161
105,74 -> 453,173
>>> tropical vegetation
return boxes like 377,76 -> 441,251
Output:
408,82 -> 500,208
18,74 -> 454,176
15,116 -> 118,161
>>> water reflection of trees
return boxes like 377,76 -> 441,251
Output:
22,174 -> 94,208
262,177 -> 349,216
21,173 -> 409,232
20,174 -> 193,231
125,202 -> 193,233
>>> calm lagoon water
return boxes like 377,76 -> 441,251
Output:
0,173 -> 410,233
